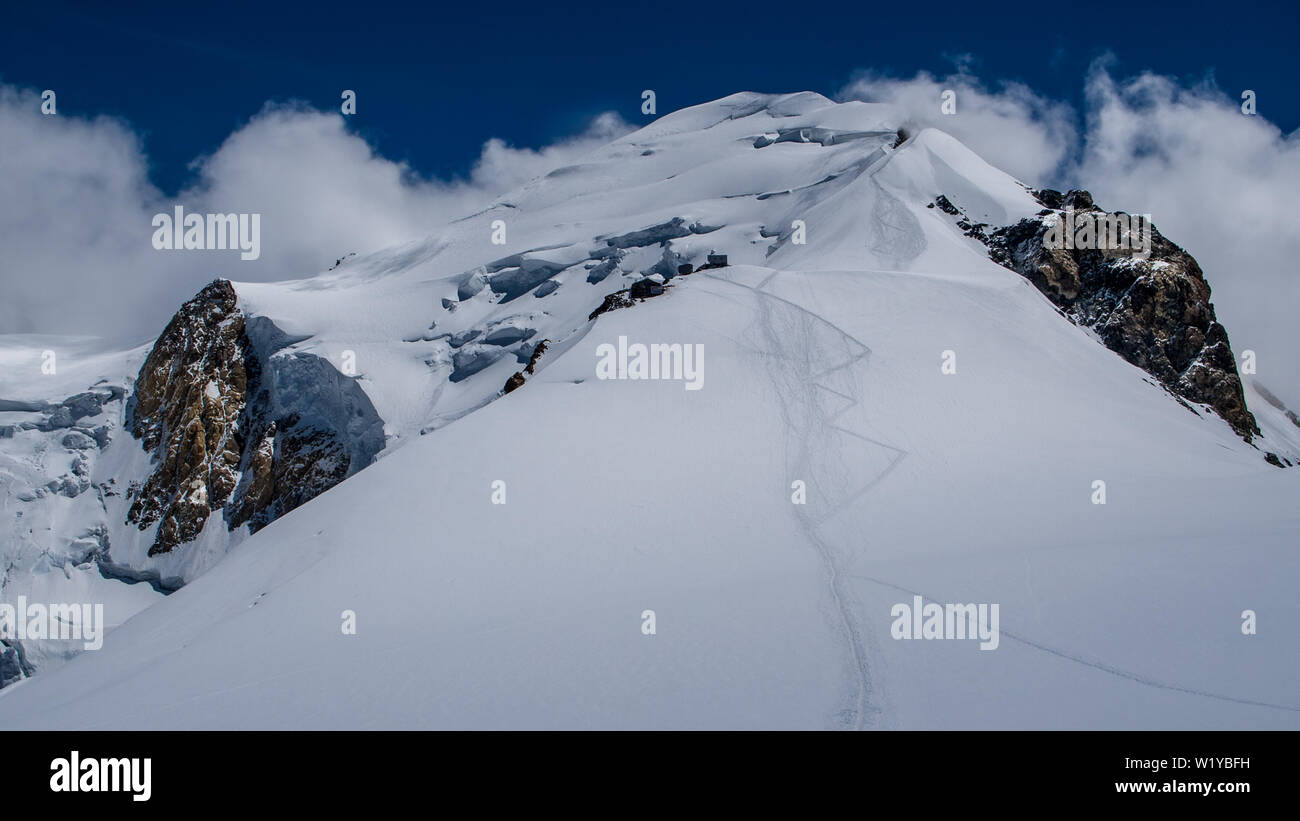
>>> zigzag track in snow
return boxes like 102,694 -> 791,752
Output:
699,268 -> 1298,724
701,269 -> 908,729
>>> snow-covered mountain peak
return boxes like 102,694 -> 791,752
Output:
228,94 -> 1048,442
2,92 -> 1296,726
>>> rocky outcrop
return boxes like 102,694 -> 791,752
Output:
225,341 -> 385,534
502,339 -> 549,395
127,281 -> 247,553
588,290 -> 636,321
0,639 -> 32,688
949,189 -> 1259,441
126,280 -> 385,555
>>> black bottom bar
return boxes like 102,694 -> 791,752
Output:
5,730 -> 1289,809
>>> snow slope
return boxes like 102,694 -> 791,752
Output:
1,92 -> 1296,727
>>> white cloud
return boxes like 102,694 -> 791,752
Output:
469,111 -> 630,192
841,65 -> 1300,407
0,86 -> 164,339
0,87 -> 631,343
839,69 -> 1078,184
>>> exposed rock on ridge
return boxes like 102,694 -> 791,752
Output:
950,189 -> 1259,441
126,280 -> 385,555
127,281 -> 246,553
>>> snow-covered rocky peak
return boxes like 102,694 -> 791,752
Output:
2,92 -> 1297,716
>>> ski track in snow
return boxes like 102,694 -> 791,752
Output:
702,269 -> 908,729
846,572 -> 1300,715
700,267 -> 1300,725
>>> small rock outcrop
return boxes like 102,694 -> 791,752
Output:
502,340 -> 549,395
588,290 -> 636,321
0,639 -> 32,688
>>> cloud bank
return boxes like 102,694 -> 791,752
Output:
0,88 -> 630,344
842,64 -> 1300,406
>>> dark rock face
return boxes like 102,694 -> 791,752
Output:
0,639 -> 32,688
588,290 -> 636,321
966,190 -> 1258,441
126,280 -> 385,555
225,347 -> 385,534
629,278 -> 665,299
127,281 -> 247,554
502,339 -> 549,395
932,195 -> 961,216
502,372 -> 527,394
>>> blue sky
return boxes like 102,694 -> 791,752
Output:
4,0 -> 1297,194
